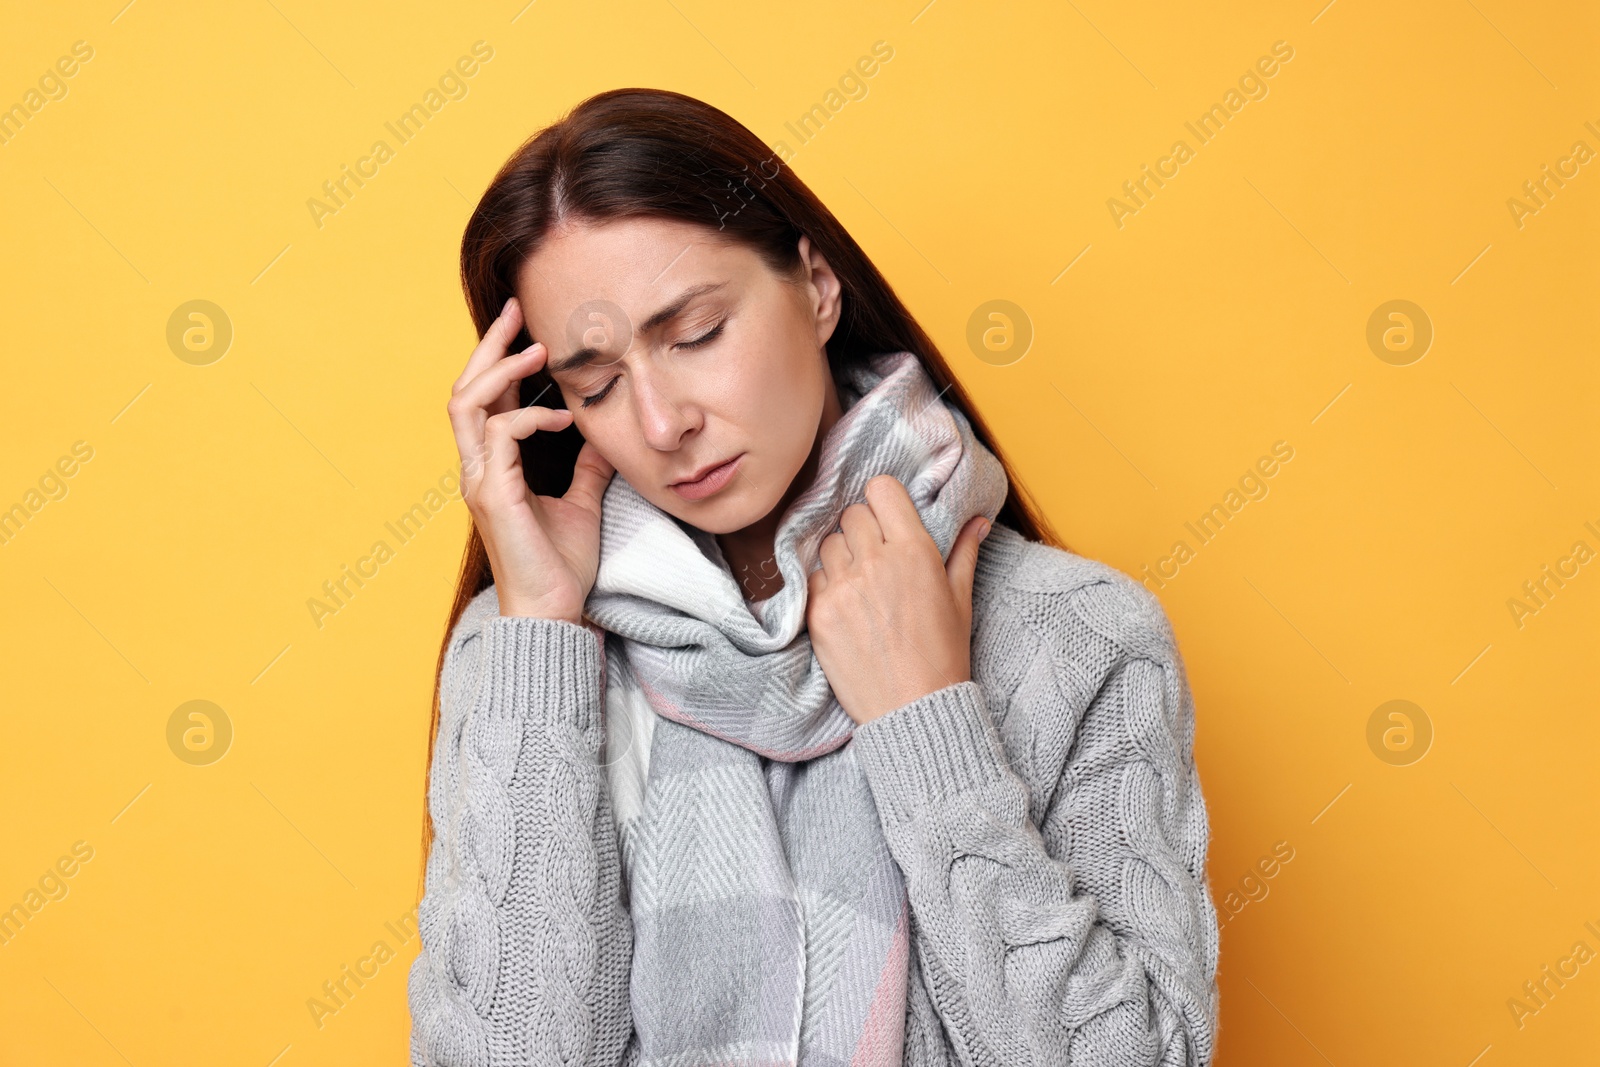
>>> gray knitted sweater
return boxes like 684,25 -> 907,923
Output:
408,522 -> 1220,1065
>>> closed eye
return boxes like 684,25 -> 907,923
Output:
579,377 -> 618,409
579,321 -> 726,409
674,320 -> 725,350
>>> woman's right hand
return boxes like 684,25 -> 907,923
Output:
447,296 -> 616,623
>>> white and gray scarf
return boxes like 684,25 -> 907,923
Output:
582,349 -> 1009,1067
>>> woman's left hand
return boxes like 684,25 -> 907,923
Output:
807,474 -> 994,725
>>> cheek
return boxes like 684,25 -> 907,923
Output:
571,412 -> 624,466
731,344 -> 821,449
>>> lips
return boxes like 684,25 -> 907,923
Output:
672,457 -> 735,486
669,453 -> 744,501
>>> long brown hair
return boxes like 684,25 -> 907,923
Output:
418,87 -> 1066,895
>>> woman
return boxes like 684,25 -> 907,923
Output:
408,87 -> 1219,1067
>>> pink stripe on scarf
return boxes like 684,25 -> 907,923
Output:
849,894 -> 912,1067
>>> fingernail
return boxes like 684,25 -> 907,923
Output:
979,518 -> 992,538
501,296 -> 516,315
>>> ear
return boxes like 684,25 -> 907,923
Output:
797,234 -> 843,348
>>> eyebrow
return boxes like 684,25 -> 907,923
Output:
547,281 -> 727,376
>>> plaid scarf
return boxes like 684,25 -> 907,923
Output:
582,350 -> 1009,1066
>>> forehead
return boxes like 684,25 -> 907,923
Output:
516,215 -> 747,329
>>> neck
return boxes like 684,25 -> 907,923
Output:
718,368 -> 845,602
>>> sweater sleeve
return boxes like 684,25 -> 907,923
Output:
407,608 -> 636,1067
849,583 -> 1219,1067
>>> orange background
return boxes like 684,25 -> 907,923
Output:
1,1 -> 1595,1064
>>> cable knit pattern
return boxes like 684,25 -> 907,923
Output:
408,604 -> 634,1067
849,524 -> 1219,1067
408,520 -> 1218,1066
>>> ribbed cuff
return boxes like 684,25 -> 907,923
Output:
477,614 -> 604,738
851,680 -> 1016,827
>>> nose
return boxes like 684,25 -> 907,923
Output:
631,353 -> 700,452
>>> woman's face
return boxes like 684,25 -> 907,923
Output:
516,215 -> 843,534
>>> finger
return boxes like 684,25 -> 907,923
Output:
818,529 -> 852,575
945,515 -> 991,612
487,403 -> 573,444
564,438 -> 618,515
863,475 -> 929,544
806,562 -> 828,599
838,501 -> 883,558
447,345 -> 550,481
476,405 -> 573,489
456,340 -> 549,417
452,296 -> 525,395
